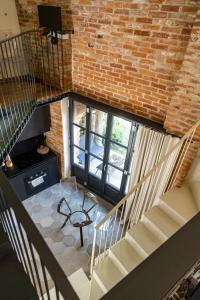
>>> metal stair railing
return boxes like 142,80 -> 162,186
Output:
0,29 -> 66,163
90,119 -> 200,276
0,169 -> 78,300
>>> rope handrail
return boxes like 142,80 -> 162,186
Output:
95,119 -> 200,229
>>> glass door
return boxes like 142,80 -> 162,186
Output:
70,100 -> 137,205
87,108 -> 108,195
70,101 -> 87,183
103,116 -> 135,203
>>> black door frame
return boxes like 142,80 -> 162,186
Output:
69,98 -> 139,204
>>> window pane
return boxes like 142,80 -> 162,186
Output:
108,142 -> 126,169
111,116 -> 131,146
73,101 -> 86,127
73,147 -> 85,168
73,125 -> 85,149
106,166 -> 123,190
89,133 -> 105,159
89,155 -> 103,179
91,108 -> 107,136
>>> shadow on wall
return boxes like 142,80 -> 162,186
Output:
187,148 -> 200,181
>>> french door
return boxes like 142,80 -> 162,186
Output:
70,100 -> 137,205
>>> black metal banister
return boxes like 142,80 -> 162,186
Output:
0,29 -> 66,162
0,169 -> 78,299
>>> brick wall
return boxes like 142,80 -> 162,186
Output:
15,0 -> 72,178
15,0 -> 200,183
165,10 -> 200,135
72,0 -> 200,123
164,9 -> 200,184
45,101 -> 65,177
15,0 -> 72,90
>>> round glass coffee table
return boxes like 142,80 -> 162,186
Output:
57,191 -> 97,247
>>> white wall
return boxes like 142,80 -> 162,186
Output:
61,98 -> 71,178
0,0 -> 20,40
0,2 -> 27,79
187,148 -> 200,181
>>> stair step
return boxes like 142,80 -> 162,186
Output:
158,201 -> 186,226
93,256 -> 124,293
143,206 -> 181,240
110,238 -> 143,274
68,268 -> 90,300
89,278 -> 104,300
126,221 -> 163,256
160,184 -> 198,223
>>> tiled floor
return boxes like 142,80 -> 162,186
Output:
23,180 -> 112,280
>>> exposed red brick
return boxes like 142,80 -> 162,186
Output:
161,5 -> 180,12
16,0 -> 200,184
134,30 -> 150,36
136,18 -> 152,24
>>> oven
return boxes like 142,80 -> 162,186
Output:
24,169 -> 49,197
3,150 -> 60,201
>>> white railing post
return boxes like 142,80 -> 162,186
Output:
90,228 -> 97,276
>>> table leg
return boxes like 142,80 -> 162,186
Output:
61,216 -> 70,229
80,227 -> 84,247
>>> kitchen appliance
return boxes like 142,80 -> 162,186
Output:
2,104 -> 59,201
3,149 -> 60,201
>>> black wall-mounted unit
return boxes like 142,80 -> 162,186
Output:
18,105 -> 50,143
38,5 -> 62,31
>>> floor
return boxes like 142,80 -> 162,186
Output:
23,180 -> 112,281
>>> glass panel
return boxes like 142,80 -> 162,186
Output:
73,146 -> 85,168
89,133 -> 105,159
111,116 -> 131,146
108,142 -> 127,169
106,165 -> 123,190
91,108 -> 107,136
73,125 -> 85,149
89,155 -> 103,179
73,101 -> 86,127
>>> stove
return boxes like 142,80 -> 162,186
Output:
12,152 -> 44,170
3,149 -> 60,201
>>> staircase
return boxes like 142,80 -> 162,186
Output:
68,181 -> 200,300
66,119 -> 200,300
0,29 -> 66,163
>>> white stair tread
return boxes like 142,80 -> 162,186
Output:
89,278 -> 104,300
160,184 -> 198,221
144,206 -> 181,238
93,256 -> 124,293
127,221 -> 162,255
68,268 -> 90,300
110,238 -> 143,273
76,283 -> 90,300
